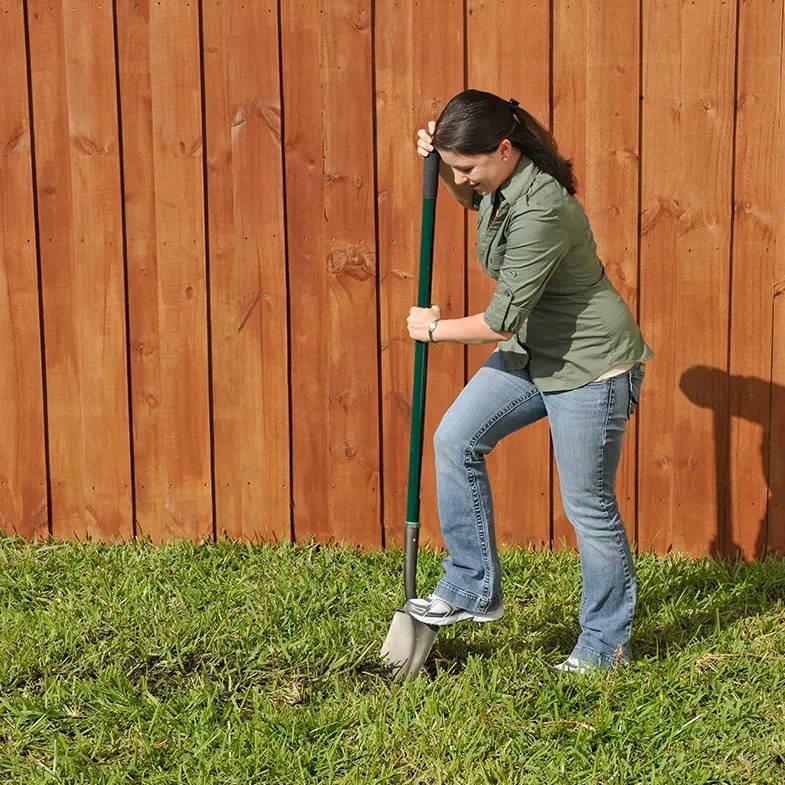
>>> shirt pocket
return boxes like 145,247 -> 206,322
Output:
485,241 -> 507,278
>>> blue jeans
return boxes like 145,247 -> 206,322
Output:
432,350 -> 646,669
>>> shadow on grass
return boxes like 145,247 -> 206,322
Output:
631,554 -> 785,660
366,555 -> 785,679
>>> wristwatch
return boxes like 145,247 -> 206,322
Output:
427,319 -> 440,343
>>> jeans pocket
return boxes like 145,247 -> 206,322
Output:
627,364 -> 645,418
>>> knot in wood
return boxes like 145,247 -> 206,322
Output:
327,243 -> 376,282
3,127 -> 26,157
351,8 -> 370,30
73,134 -> 110,156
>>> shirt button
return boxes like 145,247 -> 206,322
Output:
504,288 -> 512,296
509,271 -> 517,278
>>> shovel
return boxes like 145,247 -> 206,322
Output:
380,148 -> 441,679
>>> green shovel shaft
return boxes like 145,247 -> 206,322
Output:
404,151 -> 440,600
405,202 -> 436,520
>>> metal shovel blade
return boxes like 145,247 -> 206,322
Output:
380,607 -> 439,680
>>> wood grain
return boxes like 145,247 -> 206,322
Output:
0,1 -> 781,556
117,0 -> 212,542
729,0 -> 783,560
202,2 -> 290,543
638,0 -> 737,558
281,0 -> 380,548
0,1 -> 48,538
769,1 -> 785,558
29,0 -> 132,540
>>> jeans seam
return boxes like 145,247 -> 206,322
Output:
580,381 -> 614,632
599,377 -> 636,649
467,389 -> 543,452
466,466 -> 491,601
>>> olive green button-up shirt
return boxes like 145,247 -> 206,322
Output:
472,154 -> 653,392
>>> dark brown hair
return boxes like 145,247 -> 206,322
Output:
432,89 -> 577,194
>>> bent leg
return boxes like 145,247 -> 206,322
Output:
432,351 -> 547,613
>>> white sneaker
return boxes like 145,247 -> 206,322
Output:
404,594 -> 436,611
406,596 -> 504,626
553,656 -> 594,674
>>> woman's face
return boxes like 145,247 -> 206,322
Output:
437,140 -> 518,196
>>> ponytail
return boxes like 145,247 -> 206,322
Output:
432,89 -> 577,195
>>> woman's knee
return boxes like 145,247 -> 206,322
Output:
433,414 -> 470,459
560,487 -> 619,529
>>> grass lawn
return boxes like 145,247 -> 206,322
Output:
1,534 -> 784,784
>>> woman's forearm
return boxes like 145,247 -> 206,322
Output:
432,312 -> 514,344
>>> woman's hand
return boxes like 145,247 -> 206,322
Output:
407,304 -> 441,342
416,121 -> 436,158
417,120 -> 476,210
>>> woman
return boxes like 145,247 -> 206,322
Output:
404,89 -> 653,673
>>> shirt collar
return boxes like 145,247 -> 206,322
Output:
494,154 -> 537,206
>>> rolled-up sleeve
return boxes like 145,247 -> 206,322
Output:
483,203 -> 570,334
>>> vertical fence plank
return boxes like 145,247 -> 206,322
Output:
466,0 -> 552,549
202,2 -> 290,542
117,0 -> 212,542
281,0 -> 380,548
0,1 -> 48,538
552,0 -> 587,553
28,1 -> 132,540
375,0 -> 465,550
552,0 -> 642,552
730,0 -> 783,561
638,0 -> 737,558
770,3 -> 785,558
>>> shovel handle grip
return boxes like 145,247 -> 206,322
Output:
422,148 -> 440,201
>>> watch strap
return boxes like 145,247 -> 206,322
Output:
427,319 -> 440,343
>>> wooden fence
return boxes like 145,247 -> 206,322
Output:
1,0 -> 783,561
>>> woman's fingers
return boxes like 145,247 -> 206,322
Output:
415,123 -> 436,157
